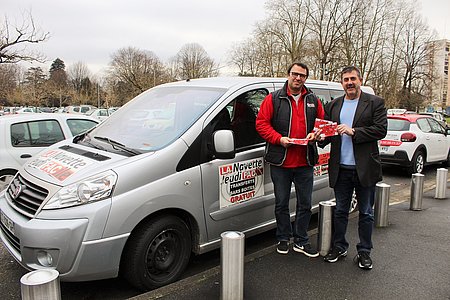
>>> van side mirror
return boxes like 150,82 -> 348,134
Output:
213,130 -> 235,159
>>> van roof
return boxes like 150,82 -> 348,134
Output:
159,76 -> 370,93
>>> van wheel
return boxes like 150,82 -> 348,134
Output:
121,216 -> 191,291
409,150 -> 424,174
0,170 -> 17,192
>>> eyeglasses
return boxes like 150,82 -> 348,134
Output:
290,72 -> 307,79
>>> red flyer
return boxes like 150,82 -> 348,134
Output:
289,138 -> 309,145
314,118 -> 338,137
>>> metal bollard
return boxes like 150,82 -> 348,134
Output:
435,168 -> 448,199
220,231 -> 244,300
21,269 -> 61,300
317,200 -> 335,256
410,173 -> 425,211
375,182 -> 391,227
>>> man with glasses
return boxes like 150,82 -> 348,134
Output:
256,61 -> 324,256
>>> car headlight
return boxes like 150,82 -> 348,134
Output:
43,170 -> 117,209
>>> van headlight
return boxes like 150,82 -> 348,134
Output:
43,170 -> 118,209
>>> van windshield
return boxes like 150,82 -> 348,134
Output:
79,85 -> 226,154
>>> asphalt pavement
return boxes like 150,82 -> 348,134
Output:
131,180 -> 450,300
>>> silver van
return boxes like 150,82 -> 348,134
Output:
0,77 -> 370,291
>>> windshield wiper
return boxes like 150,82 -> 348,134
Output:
73,132 -> 107,151
94,136 -> 141,156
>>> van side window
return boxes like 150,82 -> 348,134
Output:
329,90 -> 344,101
310,88 -> 331,107
230,89 -> 267,150
177,88 -> 268,171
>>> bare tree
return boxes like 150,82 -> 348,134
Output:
397,10 -> 433,110
229,42 -> 250,76
0,64 -> 21,104
253,22 -> 288,77
67,61 -> 91,91
0,11 -> 49,64
308,0 -> 352,79
67,61 -> 92,104
175,43 -> 218,80
228,35 -> 278,77
109,47 -> 166,99
263,0 -> 311,63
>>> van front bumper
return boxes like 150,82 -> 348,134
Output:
0,193 -> 129,281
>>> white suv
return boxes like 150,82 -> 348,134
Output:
379,114 -> 450,174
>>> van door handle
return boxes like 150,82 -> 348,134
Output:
20,154 -> 32,158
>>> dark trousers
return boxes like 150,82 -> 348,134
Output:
270,165 -> 313,245
333,168 -> 375,253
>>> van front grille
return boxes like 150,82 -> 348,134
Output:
0,221 -> 21,253
6,173 -> 48,218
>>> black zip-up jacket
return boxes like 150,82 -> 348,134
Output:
264,81 -> 320,166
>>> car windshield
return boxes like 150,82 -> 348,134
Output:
78,85 -> 226,154
387,118 -> 411,131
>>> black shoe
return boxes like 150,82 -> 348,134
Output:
293,243 -> 319,257
355,251 -> 373,270
324,247 -> 348,263
276,241 -> 289,254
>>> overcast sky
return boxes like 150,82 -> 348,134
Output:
3,0 -> 450,77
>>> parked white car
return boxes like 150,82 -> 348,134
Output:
63,105 -> 97,115
0,113 -> 99,191
379,114 -> 450,174
15,107 -> 38,114
87,108 -> 111,121
419,112 -> 448,128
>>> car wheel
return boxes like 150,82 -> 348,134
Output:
0,170 -> 17,192
121,215 -> 191,291
409,150 -> 425,174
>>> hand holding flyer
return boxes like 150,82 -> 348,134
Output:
314,118 -> 338,137
289,138 -> 309,145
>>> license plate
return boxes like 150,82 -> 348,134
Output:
380,146 -> 389,153
0,210 -> 15,235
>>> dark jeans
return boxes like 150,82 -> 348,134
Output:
270,165 -> 313,245
333,168 -> 375,253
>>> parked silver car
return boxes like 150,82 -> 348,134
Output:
0,77 -> 371,291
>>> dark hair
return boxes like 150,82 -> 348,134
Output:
340,66 -> 362,80
287,61 -> 309,77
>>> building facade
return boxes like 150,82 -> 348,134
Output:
426,39 -> 449,112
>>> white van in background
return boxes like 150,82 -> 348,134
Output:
63,105 -> 97,115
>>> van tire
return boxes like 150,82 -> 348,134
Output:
121,215 -> 191,291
